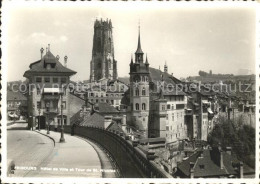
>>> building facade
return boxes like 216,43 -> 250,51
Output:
23,46 -> 77,129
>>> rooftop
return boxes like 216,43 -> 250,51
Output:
24,48 -> 76,78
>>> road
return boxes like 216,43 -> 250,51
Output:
7,123 -> 116,178
7,130 -> 54,177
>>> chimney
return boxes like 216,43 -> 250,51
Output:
40,48 -> 44,59
64,55 -> 68,67
239,161 -> 243,178
56,55 -> 60,61
220,149 -> 224,169
190,168 -> 194,178
226,147 -> 232,155
48,44 -> 50,51
190,162 -> 195,178
121,115 -> 126,125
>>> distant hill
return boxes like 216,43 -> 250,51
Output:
187,74 -> 255,83
118,77 -> 130,85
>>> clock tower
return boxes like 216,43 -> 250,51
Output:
129,25 -> 150,138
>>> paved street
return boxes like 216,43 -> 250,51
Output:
7,130 -> 54,177
7,123 -> 116,178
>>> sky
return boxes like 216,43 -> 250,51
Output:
3,2 -> 256,82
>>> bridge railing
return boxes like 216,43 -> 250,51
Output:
50,125 -> 172,178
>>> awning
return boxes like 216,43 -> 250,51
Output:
207,108 -> 213,114
193,102 -> 199,106
43,88 -> 60,94
202,100 -> 210,104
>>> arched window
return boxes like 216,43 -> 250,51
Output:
142,87 -> 146,96
135,103 -> 139,110
135,88 -> 139,96
142,103 -> 146,110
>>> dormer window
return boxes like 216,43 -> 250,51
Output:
199,164 -> 205,170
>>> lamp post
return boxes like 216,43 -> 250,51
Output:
38,108 -> 41,131
46,102 -> 50,134
60,87 -> 65,143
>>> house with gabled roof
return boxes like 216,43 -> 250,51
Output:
23,45 -> 77,129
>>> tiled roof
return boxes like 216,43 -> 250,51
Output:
177,148 -> 254,178
24,51 -> 76,78
7,90 -> 27,101
193,150 -> 227,177
82,113 -> 105,128
177,150 -> 201,177
94,102 -> 119,113
106,122 -> 124,133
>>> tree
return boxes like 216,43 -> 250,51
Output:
207,119 -> 255,168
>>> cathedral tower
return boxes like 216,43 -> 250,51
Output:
129,24 -> 150,138
90,19 -> 118,82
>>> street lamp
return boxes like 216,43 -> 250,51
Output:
46,102 -> 50,134
60,86 -> 65,143
38,108 -> 41,131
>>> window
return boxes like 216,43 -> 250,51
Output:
64,118 -> 67,125
96,99 -> 99,103
36,77 -> 42,83
142,103 -> 146,110
166,114 -> 168,120
62,101 -> 66,109
61,77 -> 67,84
167,104 -> 171,110
162,105 -> 165,111
90,93 -> 94,97
172,105 -> 174,110
142,87 -> 146,96
37,101 -> 41,109
143,118 -> 145,121
53,77 -> 58,83
199,165 -> 205,170
44,77 -> 50,83
135,88 -> 139,96
136,103 -> 139,110
37,88 -> 41,95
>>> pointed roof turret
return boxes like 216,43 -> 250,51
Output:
131,54 -> 133,64
145,53 -> 149,64
135,21 -> 143,54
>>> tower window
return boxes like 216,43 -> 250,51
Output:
135,103 -> 139,110
142,103 -> 146,110
142,87 -> 146,96
135,88 -> 139,96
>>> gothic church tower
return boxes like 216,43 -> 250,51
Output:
90,19 -> 118,82
129,25 -> 150,138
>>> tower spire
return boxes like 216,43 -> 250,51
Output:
135,20 -> 143,54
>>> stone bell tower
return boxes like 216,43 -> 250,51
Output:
129,24 -> 150,138
90,18 -> 118,82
